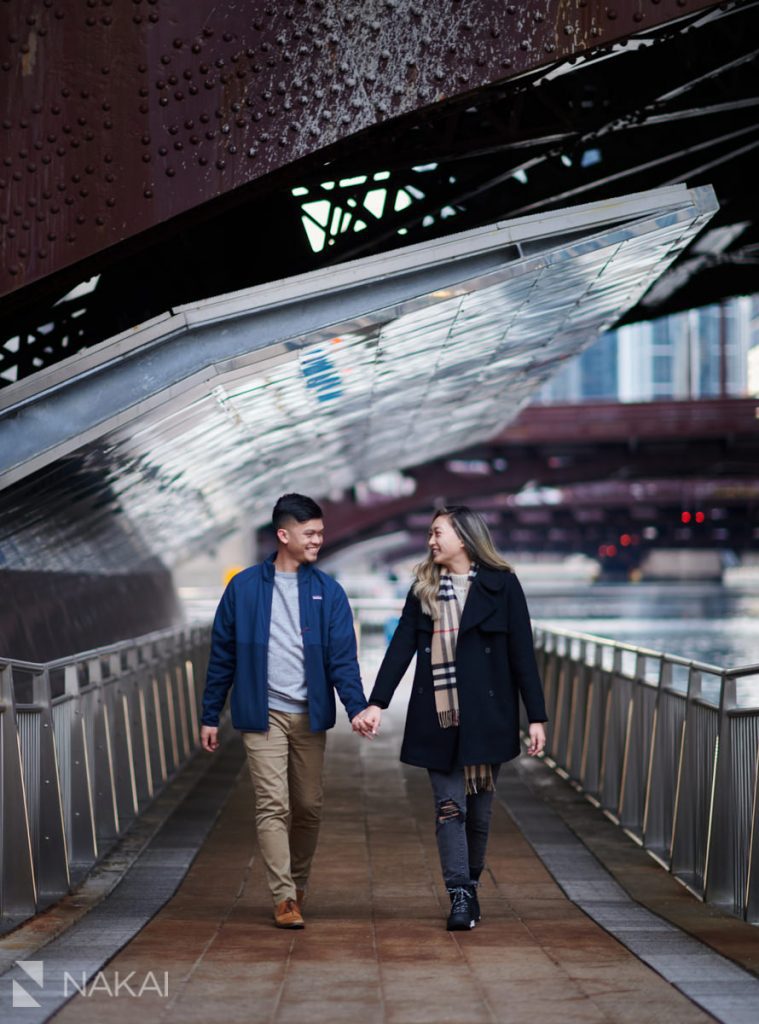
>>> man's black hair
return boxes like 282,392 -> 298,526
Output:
272,493 -> 323,531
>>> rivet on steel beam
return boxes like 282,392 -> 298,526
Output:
95,215 -> 104,224
149,12 -> 159,22
159,144 -> 168,153
143,188 -> 153,198
166,167 -> 175,176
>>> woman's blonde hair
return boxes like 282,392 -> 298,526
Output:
412,506 -> 512,618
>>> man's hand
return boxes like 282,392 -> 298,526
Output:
201,724 -> 219,752
351,705 -> 382,739
526,722 -> 546,757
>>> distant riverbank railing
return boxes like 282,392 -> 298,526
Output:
0,624 -> 210,930
351,597 -> 759,924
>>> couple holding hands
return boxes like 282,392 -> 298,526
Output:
200,493 -> 547,930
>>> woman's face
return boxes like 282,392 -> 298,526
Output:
428,515 -> 467,568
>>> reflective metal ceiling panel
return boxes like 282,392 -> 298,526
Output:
0,185 -> 717,571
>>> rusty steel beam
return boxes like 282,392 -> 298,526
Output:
0,0 -> 722,304
316,398 -> 759,551
497,397 -> 759,443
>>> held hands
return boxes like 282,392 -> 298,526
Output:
526,722 -> 546,757
352,704 -> 382,740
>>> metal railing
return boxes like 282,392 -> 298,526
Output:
4,607 -> 758,928
351,597 -> 759,923
0,624 -> 210,929
533,625 -> 759,924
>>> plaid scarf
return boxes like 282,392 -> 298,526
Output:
431,565 -> 493,795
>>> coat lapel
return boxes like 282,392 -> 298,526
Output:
458,567 -> 507,634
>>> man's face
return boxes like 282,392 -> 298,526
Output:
277,518 -> 324,564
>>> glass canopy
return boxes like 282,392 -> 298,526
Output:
0,185 -> 717,570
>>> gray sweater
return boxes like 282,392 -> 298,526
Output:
267,570 -> 308,713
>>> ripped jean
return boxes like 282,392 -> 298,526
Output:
428,764 -> 501,888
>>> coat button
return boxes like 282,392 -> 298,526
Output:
488,689 -> 495,697
485,646 -> 491,654
417,687 -> 424,694
424,646 -> 431,653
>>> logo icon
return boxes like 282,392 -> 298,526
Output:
13,961 -> 44,1008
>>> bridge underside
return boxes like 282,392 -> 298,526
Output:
1,1 -> 758,388
1,1 -> 757,658
0,186 -> 718,656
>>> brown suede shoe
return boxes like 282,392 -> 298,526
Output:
274,898 -> 304,929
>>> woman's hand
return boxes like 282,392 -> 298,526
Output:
527,722 -> 546,757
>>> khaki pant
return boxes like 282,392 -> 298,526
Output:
242,711 -> 327,905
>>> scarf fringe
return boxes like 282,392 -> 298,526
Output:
437,709 -> 458,728
465,766 -> 494,795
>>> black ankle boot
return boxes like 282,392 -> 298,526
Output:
446,885 -> 476,930
470,882 -> 481,922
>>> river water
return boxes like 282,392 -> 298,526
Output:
522,580 -> 759,669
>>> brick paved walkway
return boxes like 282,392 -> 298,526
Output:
52,692 -> 720,1024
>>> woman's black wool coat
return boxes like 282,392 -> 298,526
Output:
368,567 -> 548,772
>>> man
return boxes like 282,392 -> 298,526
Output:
200,493 -> 373,928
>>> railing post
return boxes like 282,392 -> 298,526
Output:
0,663 -> 37,921
61,661 -> 98,874
30,668 -> 70,901
705,672 -> 739,911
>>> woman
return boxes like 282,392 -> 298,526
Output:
360,506 -> 547,930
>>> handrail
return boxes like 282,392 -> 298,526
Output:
0,622 -> 212,930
